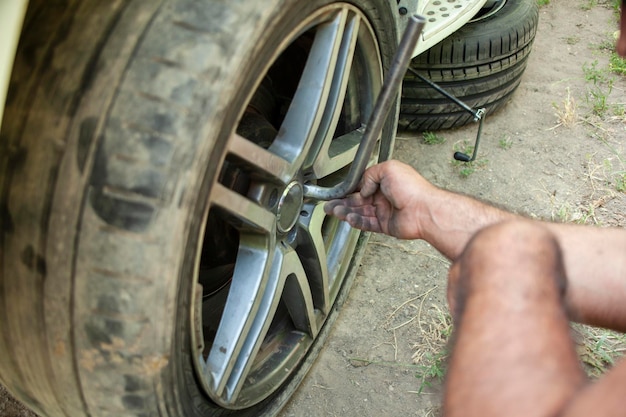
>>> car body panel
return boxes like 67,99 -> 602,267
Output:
394,0 -> 489,56
0,0 -> 28,126
417,0 -> 489,51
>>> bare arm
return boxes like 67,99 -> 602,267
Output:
428,199 -> 626,331
424,186 -> 626,330
559,359 -> 626,417
544,222 -> 626,331
324,160 -> 516,259
325,160 -> 626,331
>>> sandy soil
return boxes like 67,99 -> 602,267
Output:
2,0 -> 625,416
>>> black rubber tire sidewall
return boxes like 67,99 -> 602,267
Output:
399,0 -> 539,131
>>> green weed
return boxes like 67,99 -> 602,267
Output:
596,138 -> 626,193
574,324 -> 626,378
565,36 -> 580,45
609,52 -> 626,75
616,173 -> 626,192
583,60 -> 609,84
612,104 -> 626,117
595,38 -> 616,52
458,166 -> 475,178
602,159 -> 626,194
415,351 -> 448,393
422,131 -> 445,145
452,141 -> 488,177
499,136 -> 513,150
587,85 -> 612,117
536,0 -> 550,6
583,61 -> 614,117
580,0 -> 597,11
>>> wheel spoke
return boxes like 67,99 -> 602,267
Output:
227,133 -> 293,184
211,183 -> 275,232
303,12 -> 361,170
305,9 -> 383,180
205,184 -> 277,398
310,126 -> 364,179
303,202 -> 360,302
281,247 -> 318,336
212,244 -> 317,405
297,202 -> 331,314
205,232 -> 275,398
325,215 -> 358,298
269,9 -> 352,174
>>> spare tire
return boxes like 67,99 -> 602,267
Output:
399,0 -> 539,131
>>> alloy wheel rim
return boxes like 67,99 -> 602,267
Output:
191,3 -> 384,409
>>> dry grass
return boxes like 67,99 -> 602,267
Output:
409,304 -> 453,393
553,88 -> 579,128
411,304 -> 452,365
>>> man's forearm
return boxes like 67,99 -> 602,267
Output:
545,222 -> 626,331
421,187 -> 626,331
420,187 -> 517,260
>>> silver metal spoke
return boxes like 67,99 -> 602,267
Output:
307,9 -> 383,181
303,201 -> 360,301
217,244 -> 317,405
325,216 -> 358,298
211,183 -> 275,232
204,232 -> 275,399
227,133 -> 293,184
203,184 -> 277,397
269,9 -> 350,174
281,248 -> 318,336
303,12 -> 361,170
310,126 -> 364,179
297,202 -> 331,314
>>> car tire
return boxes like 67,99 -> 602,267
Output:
0,1 -> 397,416
399,0 -> 539,131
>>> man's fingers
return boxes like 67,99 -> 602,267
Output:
359,167 -> 382,198
324,195 -> 378,217
324,200 -> 356,219
323,199 -> 343,216
332,205 -> 353,219
323,199 -> 382,232
346,213 -> 382,233
325,192 -> 373,210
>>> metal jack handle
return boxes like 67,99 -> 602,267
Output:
453,112 -> 484,162
407,68 -> 486,163
303,14 -> 426,201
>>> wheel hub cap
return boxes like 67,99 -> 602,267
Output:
276,181 -> 303,233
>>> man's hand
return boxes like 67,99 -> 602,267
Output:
323,160 -> 438,240
324,159 -> 515,260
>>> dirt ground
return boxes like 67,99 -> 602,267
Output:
2,0 -> 625,416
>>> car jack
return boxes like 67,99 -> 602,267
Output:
407,67 -> 486,162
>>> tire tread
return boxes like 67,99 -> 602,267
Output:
400,0 -> 539,131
